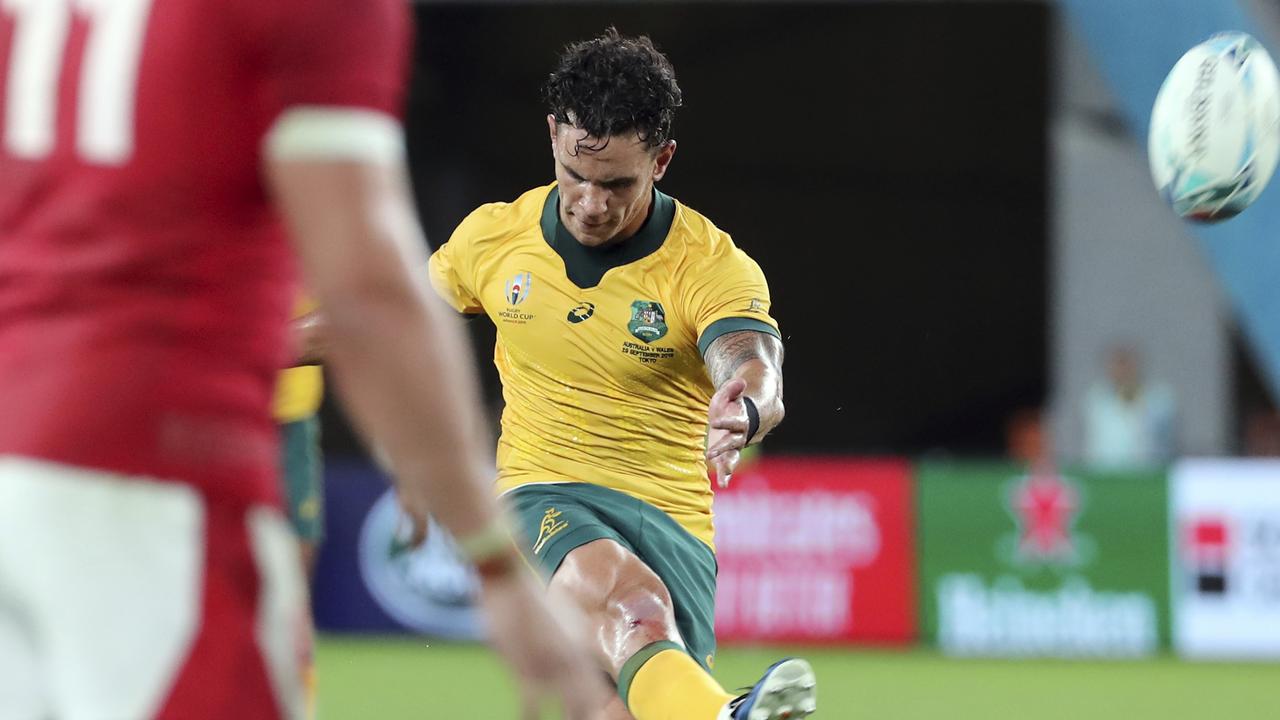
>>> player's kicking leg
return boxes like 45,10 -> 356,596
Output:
551,539 -> 816,720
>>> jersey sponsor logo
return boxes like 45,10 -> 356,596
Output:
748,298 -> 767,313
628,300 -> 668,343
533,507 -> 569,554
505,272 -> 532,305
566,302 -> 595,324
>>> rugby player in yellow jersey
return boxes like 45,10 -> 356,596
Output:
276,298 -> 327,719
278,299 -> 327,573
429,29 -> 816,720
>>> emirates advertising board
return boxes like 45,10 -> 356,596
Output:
918,463 -> 1169,657
712,457 -> 916,645
316,456 -> 917,646
1172,459 -> 1280,659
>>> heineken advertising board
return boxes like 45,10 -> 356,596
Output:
918,463 -> 1169,657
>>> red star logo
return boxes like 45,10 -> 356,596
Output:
1010,472 -> 1079,562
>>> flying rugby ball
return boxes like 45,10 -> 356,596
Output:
1149,32 -> 1280,222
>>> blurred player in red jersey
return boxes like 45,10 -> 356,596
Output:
0,1 -> 607,719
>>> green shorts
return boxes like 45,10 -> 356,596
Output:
279,415 -> 324,544
506,483 -> 719,671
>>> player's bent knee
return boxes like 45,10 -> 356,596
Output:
604,580 -> 680,656
609,585 -> 672,630
553,539 -> 682,670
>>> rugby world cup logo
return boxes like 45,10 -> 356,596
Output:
506,272 -> 531,306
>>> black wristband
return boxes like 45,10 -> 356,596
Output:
743,396 -> 761,445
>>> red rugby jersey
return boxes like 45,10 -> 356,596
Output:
0,0 -> 409,505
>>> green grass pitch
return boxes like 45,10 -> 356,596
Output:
316,635 -> 1278,719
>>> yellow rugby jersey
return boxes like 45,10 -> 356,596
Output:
272,296 -> 324,423
429,184 -> 779,546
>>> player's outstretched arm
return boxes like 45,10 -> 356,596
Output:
703,330 -> 785,485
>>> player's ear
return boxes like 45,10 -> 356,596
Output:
547,115 -> 559,147
652,140 -> 676,181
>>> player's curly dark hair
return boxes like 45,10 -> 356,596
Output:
543,28 -> 683,153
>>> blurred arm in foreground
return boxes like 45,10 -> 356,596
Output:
265,115 -> 608,718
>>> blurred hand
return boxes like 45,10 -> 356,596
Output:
706,378 -> 749,488
389,507 -> 428,558
390,486 -> 431,549
288,311 -> 328,366
479,570 -> 612,719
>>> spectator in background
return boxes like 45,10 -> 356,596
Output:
1243,408 -> 1280,456
1081,344 -> 1176,469
1007,407 -> 1051,466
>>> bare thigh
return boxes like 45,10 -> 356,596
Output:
550,538 -> 687,718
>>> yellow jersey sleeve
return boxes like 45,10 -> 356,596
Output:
428,215 -> 486,314
685,239 -> 782,355
273,366 -> 323,422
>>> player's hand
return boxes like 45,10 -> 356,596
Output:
288,311 -> 328,366
389,507 -> 429,557
707,377 -> 750,488
478,569 -> 611,720
391,488 -> 431,549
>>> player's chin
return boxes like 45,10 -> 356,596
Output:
578,234 -> 611,247
573,223 -> 616,245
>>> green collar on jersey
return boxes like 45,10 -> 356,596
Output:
540,185 -> 676,290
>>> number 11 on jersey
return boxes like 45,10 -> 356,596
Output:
2,0 -> 154,164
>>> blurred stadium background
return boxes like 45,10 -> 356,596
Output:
310,1 -> 1280,717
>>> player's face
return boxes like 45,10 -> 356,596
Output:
549,116 -> 676,247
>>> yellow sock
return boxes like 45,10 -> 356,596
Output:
621,643 -> 733,720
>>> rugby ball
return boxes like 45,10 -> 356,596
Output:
1149,32 -> 1280,222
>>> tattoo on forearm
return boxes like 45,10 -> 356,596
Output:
704,331 -> 784,388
